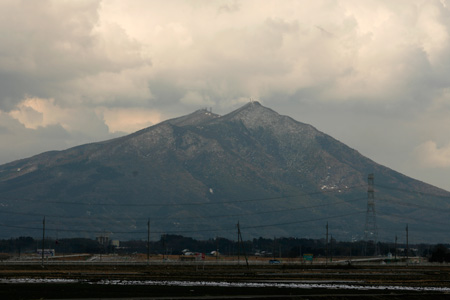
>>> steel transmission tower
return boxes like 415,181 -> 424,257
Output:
364,174 -> 378,255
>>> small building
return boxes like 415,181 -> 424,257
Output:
96,235 -> 109,245
37,249 -> 55,257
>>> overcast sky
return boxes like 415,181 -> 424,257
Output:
1,0 -> 450,191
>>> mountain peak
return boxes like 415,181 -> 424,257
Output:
220,101 -> 281,128
229,100 -> 265,113
241,100 -> 262,108
165,108 -> 220,127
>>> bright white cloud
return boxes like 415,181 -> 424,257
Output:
7,97 -> 111,136
95,0 -> 450,108
10,97 -> 84,131
9,97 -> 85,130
413,141 -> 450,168
98,107 -> 162,133
3,0 -> 449,110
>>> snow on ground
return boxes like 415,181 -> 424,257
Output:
2,278 -> 450,292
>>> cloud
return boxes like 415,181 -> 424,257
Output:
97,107 -> 162,133
180,91 -> 213,106
413,141 -> 450,168
0,104 -> 122,165
218,0 -> 240,14
0,111 -> 69,163
65,64 -> 153,107
3,0 -> 449,113
9,98 -> 64,130
100,0 -> 450,115
0,0 -> 150,110
8,97 -> 107,135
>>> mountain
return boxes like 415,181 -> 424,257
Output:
1,102 -> 449,243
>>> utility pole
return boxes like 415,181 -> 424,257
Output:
216,236 -> 219,261
364,174 -> 378,256
237,222 -> 240,264
237,221 -> 249,269
406,224 -> 409,267
395,235 -> 398,261
326,222 -> 329,265
162,234 -> 166,262
147,219 -> 150,265
330,234 -> 333,263
273,236 -> 276,260
41,216 -> 45,267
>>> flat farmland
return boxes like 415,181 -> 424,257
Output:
1,258 -> 450,299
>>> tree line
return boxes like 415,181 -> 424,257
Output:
0,235 -> 449,262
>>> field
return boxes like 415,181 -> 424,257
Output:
1,255 -> 450,299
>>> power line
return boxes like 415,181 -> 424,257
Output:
0,185 -> 365,207
3,190 -> 448,236
377,213 -> 450,228
241,211 -> 365,230
0,198 -> 368,235
376,184 -> 450,199
1,181 -> 448,238
377,197 -> 450,213
0,210 -> 366,235
0,196 -> 367,221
